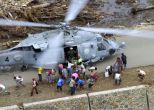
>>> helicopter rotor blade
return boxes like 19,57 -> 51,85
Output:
77,27 -> 154,39
64,0 -> 89,23
0,18 -> 59,28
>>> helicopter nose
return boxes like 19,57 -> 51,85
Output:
109,49 -> 116,55
119,42 -> 126,49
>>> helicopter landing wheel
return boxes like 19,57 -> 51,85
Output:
99,57 -> 104,61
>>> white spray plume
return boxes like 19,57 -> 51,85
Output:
78,27 -> 154,38
46,31 -> 64,64
0,18 -> 51,27
65,0 -> 89,23
37,32 -> 64,68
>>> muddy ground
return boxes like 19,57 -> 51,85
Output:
1,65 -> 154,107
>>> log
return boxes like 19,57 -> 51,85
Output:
131,6 -> 154,15
28,3 -> 52,9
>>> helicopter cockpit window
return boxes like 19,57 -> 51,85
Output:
97,43 -> 106,51
64,31 -> 71,36
96,37 -> 102,42
32,46 -> 41,52
11,47 -> 23,51
90,44 -> 94,48
23,47 -> 32,51
104,39 -> 109,44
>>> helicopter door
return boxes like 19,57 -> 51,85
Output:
96,42 -> 107,59
64,46 -> 78,62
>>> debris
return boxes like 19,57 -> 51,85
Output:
116,0 -> 137,4
27,3 -> 53,9
131,6 -> 154,15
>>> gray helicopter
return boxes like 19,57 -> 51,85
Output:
0,0 -> 153,69
0,28 -> 125,69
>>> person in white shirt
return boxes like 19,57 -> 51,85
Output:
80,64 -> 86,79
13,75 -> 24,88
114,73 -> 121,85
67,61 -> 74,77
104,69 -> 109,78
137,69 -> 146,81
104,65 -> 112,78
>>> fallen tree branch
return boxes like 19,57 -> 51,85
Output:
28,3 -> 52,9
131,6 -> 154,15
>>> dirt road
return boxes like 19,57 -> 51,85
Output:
0,36 -> 154,87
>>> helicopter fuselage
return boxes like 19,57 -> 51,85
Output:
0,29 -> 125,69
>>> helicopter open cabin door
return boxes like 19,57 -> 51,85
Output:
64,46 -> 78,62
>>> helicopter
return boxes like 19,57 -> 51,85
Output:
0,0 -> 153,70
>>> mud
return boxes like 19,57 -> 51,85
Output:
95,0 -> 154,27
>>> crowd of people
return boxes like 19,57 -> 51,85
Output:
104,53 -> 127,85
31,55 -> 98,96
29,53 -> 127,96
0,53 -> 147,96
42,56 -> 98,96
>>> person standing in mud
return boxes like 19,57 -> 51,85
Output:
56,76 -> 65,92
37,67 -> 43,82
114,57 -> 123,72
31,78 -> 38,96
87,77 -> 95,89
69,76 -> 76,95
112,57 -> 123,79
121,53 -> 127,69
114,73 -> 122,85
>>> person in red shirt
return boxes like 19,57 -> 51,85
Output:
46,69 -> 53,83
89,67 -> 98,81
31,78 -> 38,96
